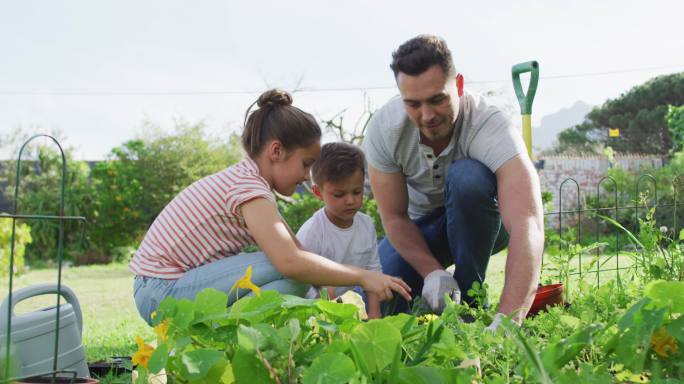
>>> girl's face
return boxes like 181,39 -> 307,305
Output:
272,142 -> 321,196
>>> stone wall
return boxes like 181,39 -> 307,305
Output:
538,154 -> 664,214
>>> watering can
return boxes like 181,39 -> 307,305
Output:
0,283 -> 90,378
512,61 -> 540,158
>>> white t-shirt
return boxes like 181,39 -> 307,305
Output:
362,91 -> 528,219
296,208 -> 381,298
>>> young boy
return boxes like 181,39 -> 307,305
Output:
296,142 -> 383,319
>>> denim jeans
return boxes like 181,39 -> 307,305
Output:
379,159 -> 509,313
133,251 -> 310,325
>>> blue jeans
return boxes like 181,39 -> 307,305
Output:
133,252 -> 310,325
379,159 -> 509,313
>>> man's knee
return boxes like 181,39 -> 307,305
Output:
446,159 -> 497,201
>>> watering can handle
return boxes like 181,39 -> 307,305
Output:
511,61 -> 539,115
0,283 -> 83,334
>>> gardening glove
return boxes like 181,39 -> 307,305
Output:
484,313 -> 505,334
422,269 -> 461,314
485,313 -> 520,335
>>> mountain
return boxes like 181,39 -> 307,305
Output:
533,101 -> 594,149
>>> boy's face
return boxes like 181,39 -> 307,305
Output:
313,169 -> 365,228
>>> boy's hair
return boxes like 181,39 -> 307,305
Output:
242,89 -> 322,157
390,34 -> 455,78
312,142 -> 366,186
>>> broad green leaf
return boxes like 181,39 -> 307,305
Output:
254,323 -> 289,355
381,313 -> 413,334
237,324 -> 267,352
180,349 -> 225,381
315,300 -> 359,320
147,343 -> 169,374
232,348 -> 273,384
667,315 -> 684,343
155,297 -> 177,323
174,299 -> 195,328
287,318 -> 301,342
220,360 -> 235,384
644,280 -> 684,313
281,294 -> 316,308
397,366 -> 475,384
679,228 -> 684,241
193,288 -> 228,320
301,352 -> 356,384
229,290 -> 283,323
351,320 -> 402,372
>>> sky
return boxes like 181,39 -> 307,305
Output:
1,0 -> 683,159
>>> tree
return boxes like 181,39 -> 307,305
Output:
550,72 -> 684,154
666,104 -> 684,152
89,120 -> 244,257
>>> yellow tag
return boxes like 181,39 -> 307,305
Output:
609,128 -> 620,137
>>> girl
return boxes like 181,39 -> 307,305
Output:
130,89 -> 410,323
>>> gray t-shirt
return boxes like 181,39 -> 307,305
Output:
362,91 -> 527,219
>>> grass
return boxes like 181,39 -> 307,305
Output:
0,263 -> 153,362
0,249 -> 637,362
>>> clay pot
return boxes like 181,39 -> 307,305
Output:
527,283 -> 564,317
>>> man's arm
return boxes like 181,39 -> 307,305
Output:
495,155 -> 544,323
368,165 -> 441,278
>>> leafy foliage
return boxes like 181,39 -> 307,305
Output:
0,219 -> 32,276
88,122 -> 242,256
552,72 -> 684,154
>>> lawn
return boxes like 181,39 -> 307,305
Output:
0,263 -> 153,362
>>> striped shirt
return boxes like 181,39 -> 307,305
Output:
128,157 -> 275,279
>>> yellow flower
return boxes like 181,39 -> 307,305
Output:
115,195 -> 122,202
418,314 -> 439,324
651,327 -> 677,358
132,335 -> 154,368
229,265 -> 261,296
154,319 -> 170,341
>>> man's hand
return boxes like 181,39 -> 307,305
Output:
485,312 -> 520,334
421,269 -> 460,314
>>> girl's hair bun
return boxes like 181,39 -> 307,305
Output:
257,89 -> 293,108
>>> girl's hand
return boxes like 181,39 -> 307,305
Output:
360,270 -> 412,302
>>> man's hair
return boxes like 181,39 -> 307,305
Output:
390,34 -> 455,78
312,142 -> 366,186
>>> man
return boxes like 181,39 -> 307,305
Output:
362,34 -> 544,325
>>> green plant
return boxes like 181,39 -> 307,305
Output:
277,192 -> 324,234
599,197 -> 683,284
1,144 -> 94,265
0,219 -> 32,276
134,287 -> 478,383
89,122 -> 242,256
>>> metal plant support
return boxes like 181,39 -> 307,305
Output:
1,135 -> 86,384
551,172 -> 684,295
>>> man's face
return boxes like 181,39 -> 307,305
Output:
396,65 -> 460,146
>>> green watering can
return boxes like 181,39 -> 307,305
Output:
512,61 -> 540,158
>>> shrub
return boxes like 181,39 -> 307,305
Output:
89,122 -> 243,258
0,219 -> 32,276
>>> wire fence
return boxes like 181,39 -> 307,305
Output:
543,173 -> 684,293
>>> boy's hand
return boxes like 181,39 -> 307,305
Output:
366,292 -> 382,319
